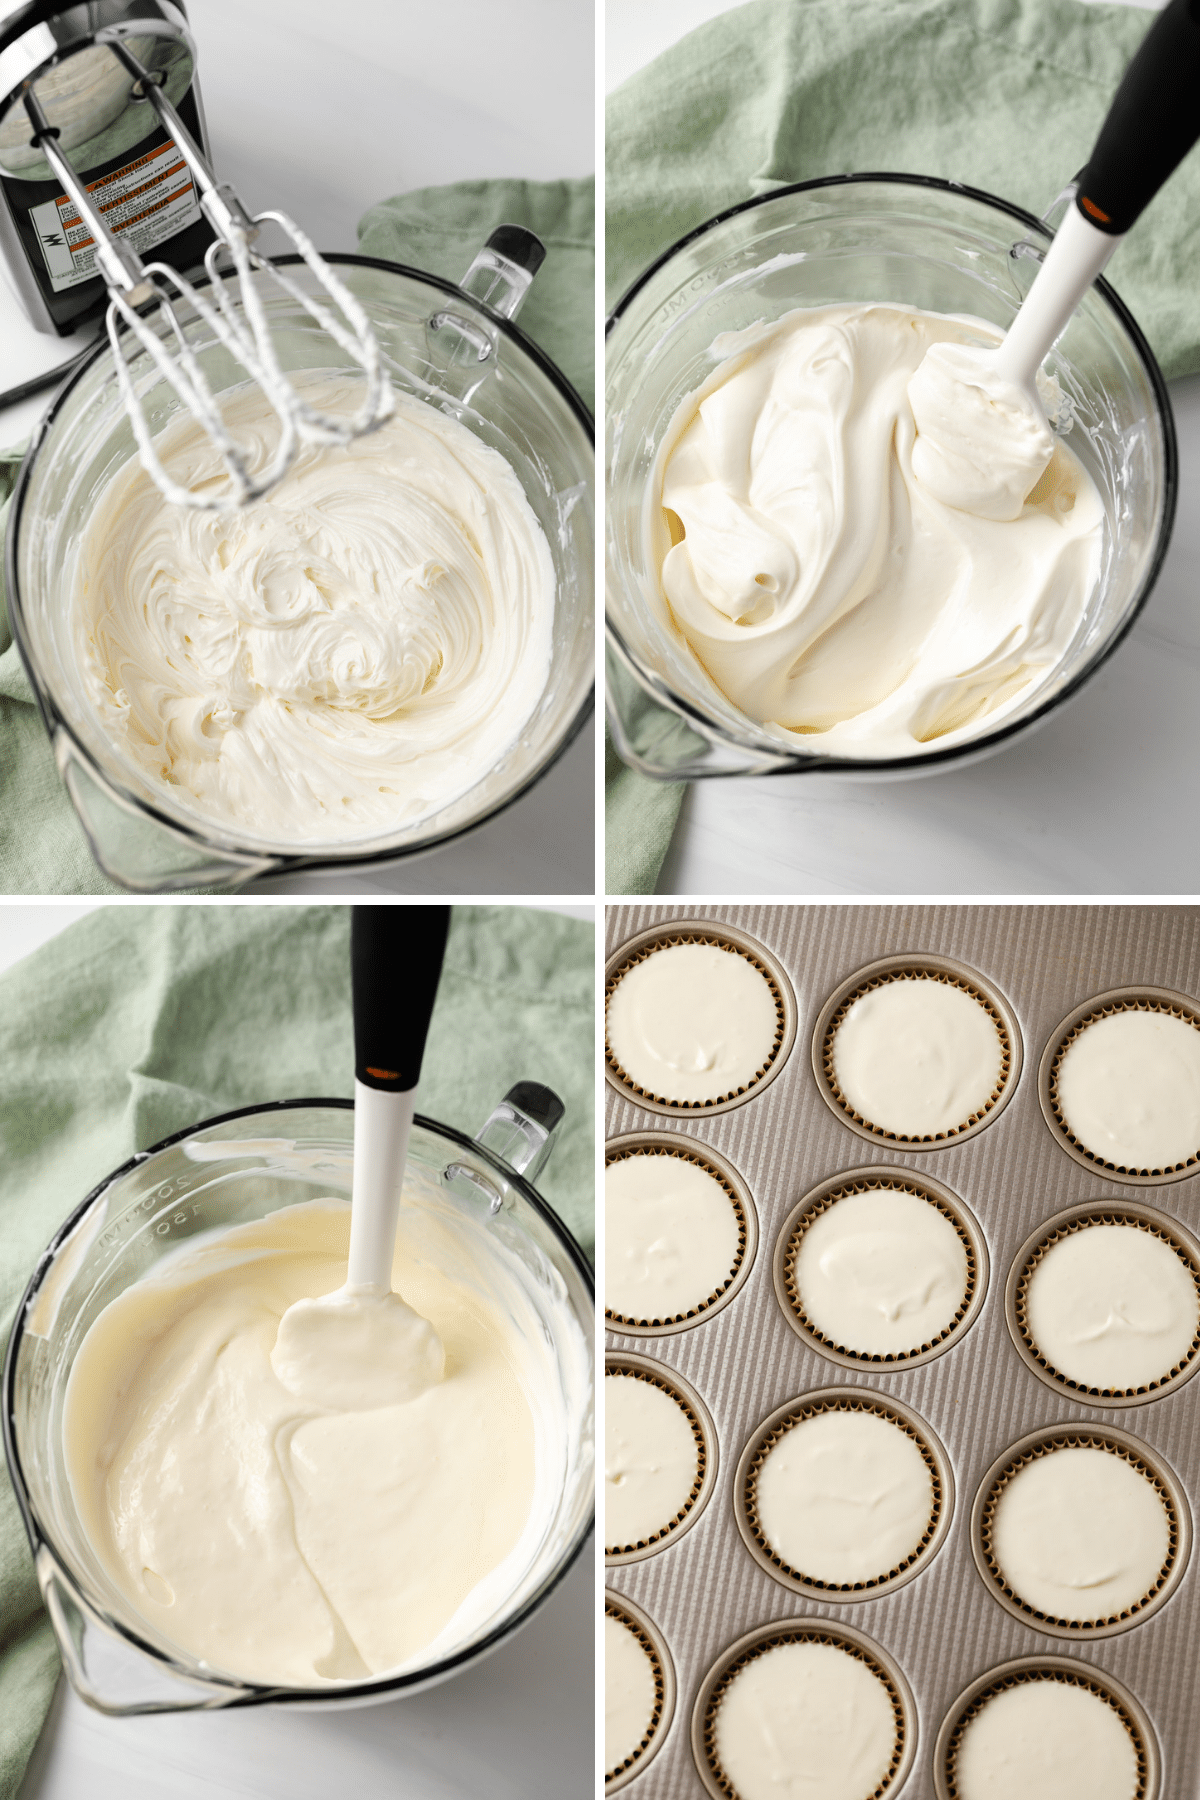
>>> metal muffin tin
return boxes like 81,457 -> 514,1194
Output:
604,904 -> 1200,1799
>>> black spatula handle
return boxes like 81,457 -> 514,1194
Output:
1076,0 -> 1200,235
351,906 -> 451,1092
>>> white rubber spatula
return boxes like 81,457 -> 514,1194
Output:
271,905 -> 452,1411
909,0 -> 1200,521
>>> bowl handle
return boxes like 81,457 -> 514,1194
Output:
425,227 -> 547,394
605,641 -> 800,782
37,1549 -> 251,1716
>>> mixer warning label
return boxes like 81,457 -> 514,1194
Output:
30,139 -> 203,293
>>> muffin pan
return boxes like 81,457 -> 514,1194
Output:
605,904 -> 1200,1798
605,1133 -> 759,1335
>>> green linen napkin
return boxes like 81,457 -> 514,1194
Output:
0,902 -> 593,1797
0,176 -> 594,896
605,0 -> 1197,893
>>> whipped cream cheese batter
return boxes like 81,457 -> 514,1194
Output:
652,303 -> 1103,756
605,1612 -> 658,1775
794,1186 -> 969,1355
713,1641 -> 899,1800
990,1445 -> 1171,1622
1026,1221 -> 1200,1391
1056,1009 -> 1200,1170
63,1197 -> 572,1686
831,977 -> 1003,1136
953,1679 -> 1140,1800
605,1151 -> 741,1321
73,381 -> 555,844
607,942 -> 778,1104
605,1371 -> 699,1548
754,1408 -> 934,1584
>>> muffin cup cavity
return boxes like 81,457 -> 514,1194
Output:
1040,987 -> 1200,1183
690,1619 -> 916,1800
970,1424 -> 1191,1639
604,1352 -> 718,1565
604,1591 -> 677,1791
773,1168 -> 989,1370
812,954 -> 1022,1147
605,920 -> 797,1116
604,1132 -> 758,1335
1006,1201 -> 1200,1405
934,1656 -> 1159,1800
733,1388 -> 954,1601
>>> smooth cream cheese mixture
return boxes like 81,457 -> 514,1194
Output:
990,1445 -> 1171,1622
73,382 -> 555,843
652,303 -> 1104,756
605,1371 -> 699,1548
713,1641 -> 900,1800
952,1679 -> 1140,1800
605,1612 -> 658,1775
1025,1221 -> 1200,1392
605,1151 -> 741,1321
63,1198 -> 572,1686
794,1185 -> 969,1355
830,976 -> 1003,1136
606,941 -> 778,1103
753,1408 -> 934,1584
1055,1009 -> 1200,1170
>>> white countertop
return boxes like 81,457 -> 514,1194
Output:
0,0 -> 596,897
611,3 -> 1193,899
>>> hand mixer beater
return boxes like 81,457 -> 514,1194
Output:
0,8 -> 391,509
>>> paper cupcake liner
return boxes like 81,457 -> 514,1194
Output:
604,1353 -> 718,1564
605,1591 -> 677,1792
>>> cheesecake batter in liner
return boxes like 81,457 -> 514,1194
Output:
773,1168 -> 989,1371
604,921 -> 796,1116
932,1656 -> 1157,1800
605,905 -> 1200,1800
606,1590 -> 677,1792
605,1133 -> 759,1335
812,955 -> 1021,1148
970,1424 -> 1190,1639
605,1352 -> 718,1565
733,1388 -> 953,1602
1040,988 -> 1200,1184
690,1618 -> 917,1800
1005,1201 -> 1200,1405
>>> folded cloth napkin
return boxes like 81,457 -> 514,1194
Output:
0,176 -> 593,896
0,903 -> 593,1796
605,0 -> 1198,892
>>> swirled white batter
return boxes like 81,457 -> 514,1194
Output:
605,1151 -> 741,1321
73,381 -> 555,843
607,942 -> 778,1103
794,1186 -> 969,1354
62,1198 -> 575,1687
652,303 -> 1103,756
830,977 -> 1003,1136
1025,1221 -> 1200,1391
1056,1009 -> 1200,1170
754,1408 -> 934,1583
713,1641 -> 900,1800
605,1371 -> 699,1548
953,1679 -> 1140,1800
605,1612 -> 658,1774
990,1445 -> 1171,1622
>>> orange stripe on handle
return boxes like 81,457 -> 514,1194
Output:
1079,194 -> 1112,224
365,1066 -> 401,1081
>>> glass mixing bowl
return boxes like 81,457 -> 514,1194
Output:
7,247 -> 594,890
606,174 -> 1176,782
3,1092 -> 594,1714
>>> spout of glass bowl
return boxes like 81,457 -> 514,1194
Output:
36,1548 -> 260,1715
425,226 -> 547,396
54,729 -> 281,892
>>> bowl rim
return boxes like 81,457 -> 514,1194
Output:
604,170 -> 1178,779
2,1094 -> 595,1708
5,252 -> 595,883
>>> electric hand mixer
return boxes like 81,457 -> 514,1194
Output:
0,2 -> 392,508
